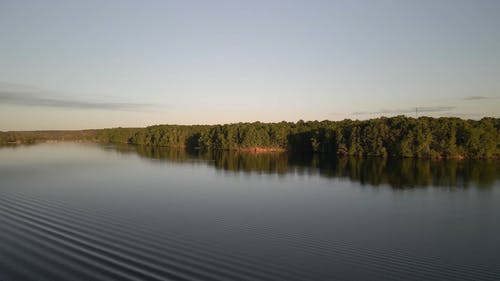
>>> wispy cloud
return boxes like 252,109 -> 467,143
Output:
413,106 -> 456,113
0,82 -> 156,111
447,112 -> 485,119
352,106 -> 455,116
462,96 -> 498,101
0,81 -> 42,91
351,111 -> 369,115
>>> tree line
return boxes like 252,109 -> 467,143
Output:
1,116 -> 499,159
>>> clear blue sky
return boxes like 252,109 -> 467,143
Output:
1,0 -> 499,130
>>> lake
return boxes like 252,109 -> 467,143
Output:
0,143 -> 499,281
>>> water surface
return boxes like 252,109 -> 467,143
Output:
0,143 -> 499,281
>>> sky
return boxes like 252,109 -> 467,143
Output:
0,0 -> 499,130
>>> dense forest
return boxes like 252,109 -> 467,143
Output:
1,116 -> 499,159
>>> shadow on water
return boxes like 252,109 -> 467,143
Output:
104,144 -> 500,189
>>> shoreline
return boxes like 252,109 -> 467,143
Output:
2,116 -> 499,160
2,140 -> 499,160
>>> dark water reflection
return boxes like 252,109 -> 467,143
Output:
110,144 -> 500,189
1,143 -> 499,281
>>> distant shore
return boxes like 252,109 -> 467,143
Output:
1,116 -> 499,159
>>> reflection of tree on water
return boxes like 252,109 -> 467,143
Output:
108,145 -> 499,189
294,154 -> 498,189
210,151 -> 290,175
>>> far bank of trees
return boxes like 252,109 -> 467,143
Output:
1,116 -> 499,159
99,116 -> 499,159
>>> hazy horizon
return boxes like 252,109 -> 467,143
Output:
1,114 -> 498,132
1,0 -> 499,131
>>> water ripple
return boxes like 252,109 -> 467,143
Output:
0,190 -> 498,281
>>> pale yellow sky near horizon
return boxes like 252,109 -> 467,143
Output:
1,0 -> 499,130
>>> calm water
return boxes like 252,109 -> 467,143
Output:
0,143 -> 499,281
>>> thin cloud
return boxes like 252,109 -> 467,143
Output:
352,106 -> 455,116
351,111 -> 369,115
0,92 -> 151,110
447,112 -> 485,119
0,83 -> 156,111
0,81 -> 42,91
415,106 -> 456,113
462,96 -> 498,101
